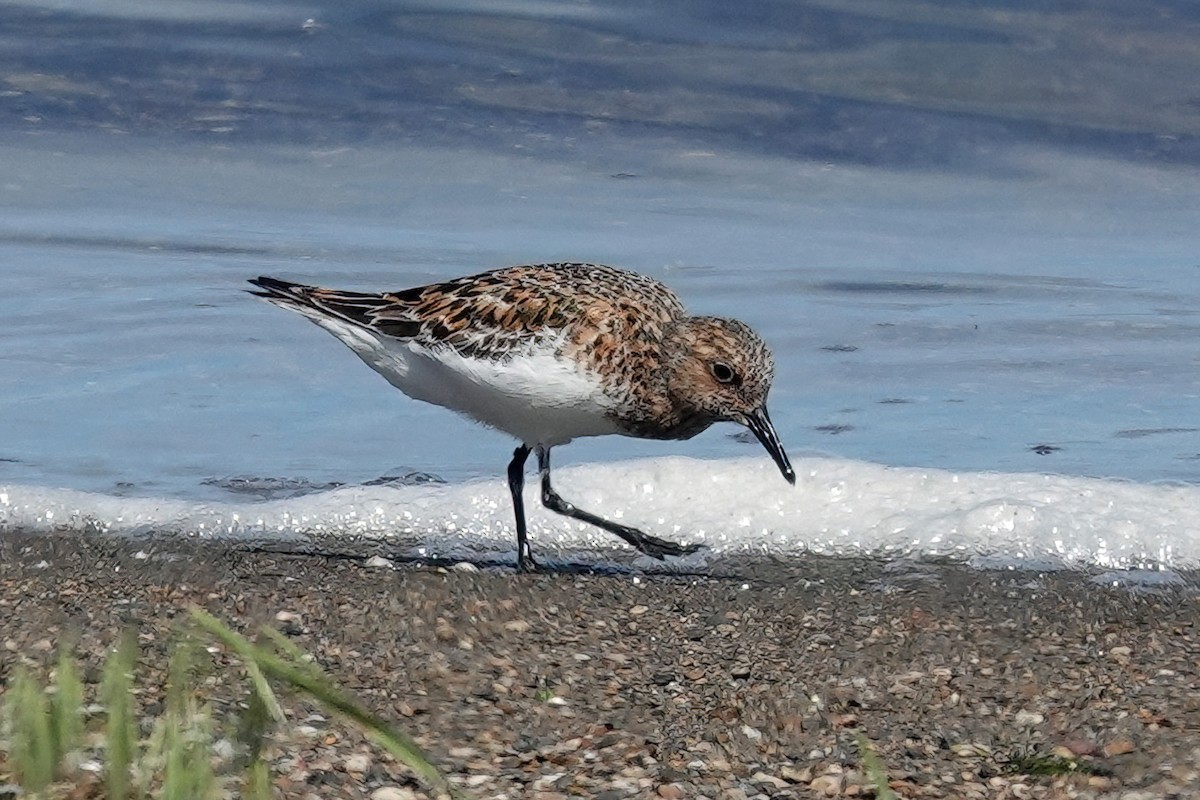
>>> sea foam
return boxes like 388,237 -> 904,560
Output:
3,456 -> 1196,571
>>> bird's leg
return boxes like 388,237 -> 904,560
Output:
506,445 -> 537,572
535,446 -> 702,560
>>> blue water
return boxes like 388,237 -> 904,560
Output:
3,1 -> 1200,569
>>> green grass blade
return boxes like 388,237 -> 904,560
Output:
256,625 -> 320,675
7,666 -> 56,792
161,720 -> 185,800
52,643 -> 85,766
160,690 -> 217,800
140,715 -> 169,798
165,635 -> 196,720
857,733 -> 897,800
243,648 -> 286,723
237,630 -> 287,763
170,634 -> 224,799
244,757 -> 273,800
236,671 -> 275,769
101,631 -> 139,800
190,608 -> 472,800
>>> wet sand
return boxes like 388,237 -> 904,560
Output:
1,531 -> 1198,799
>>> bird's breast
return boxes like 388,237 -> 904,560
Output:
385,340 -> 623,446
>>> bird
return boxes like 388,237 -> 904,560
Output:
248,262 -> 794,571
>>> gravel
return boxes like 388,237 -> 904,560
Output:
1,531 -> 1198,799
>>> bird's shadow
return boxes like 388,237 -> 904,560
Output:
230,540 -> 731,579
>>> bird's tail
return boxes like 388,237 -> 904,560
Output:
247,276 -> 421,338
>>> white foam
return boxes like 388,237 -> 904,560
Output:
3,456 -> 1197,571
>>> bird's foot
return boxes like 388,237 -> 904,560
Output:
629,530 -> 704,560
517,552 -> 541,573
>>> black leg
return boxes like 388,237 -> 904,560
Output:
507,445 -> 537,572
535,446 -> 702,560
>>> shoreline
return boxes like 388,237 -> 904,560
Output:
2,531 -> 1199,798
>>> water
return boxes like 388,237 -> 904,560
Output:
3,0 -> 1200,573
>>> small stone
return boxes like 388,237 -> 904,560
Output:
1109,645 -> 1132,663
630,605 -> 650,615
531,773 -> 567,791
1103,738 -> 1135,757
274,611 -> 304,634
810,774 -> 843,796
364,555 -> 395,569
370,788 -> 418,800
1014,710 -> 1044,726
344,753 -> 371,773
952,742 -> 992,757
451,561 -> 479,573
1062,738 -> 1098,756
740,724 -> 762,740
657,783 -> 686,799
504,619 -> 532,633
780,765 -> 813,783
750,771 -> 789,789
211,738 -> 235,761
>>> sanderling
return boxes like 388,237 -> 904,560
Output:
249,262 -> 793,570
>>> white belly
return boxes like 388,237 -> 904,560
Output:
302,313 -> 622,446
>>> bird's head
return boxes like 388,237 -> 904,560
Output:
664,317 -> 795,485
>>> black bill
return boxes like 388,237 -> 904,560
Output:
744,406 -> 795,485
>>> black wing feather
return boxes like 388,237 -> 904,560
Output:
247,276 -> 421,339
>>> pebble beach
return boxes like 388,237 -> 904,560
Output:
2,532 -> 1198,799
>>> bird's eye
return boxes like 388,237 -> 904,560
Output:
711,361 -> 737,384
